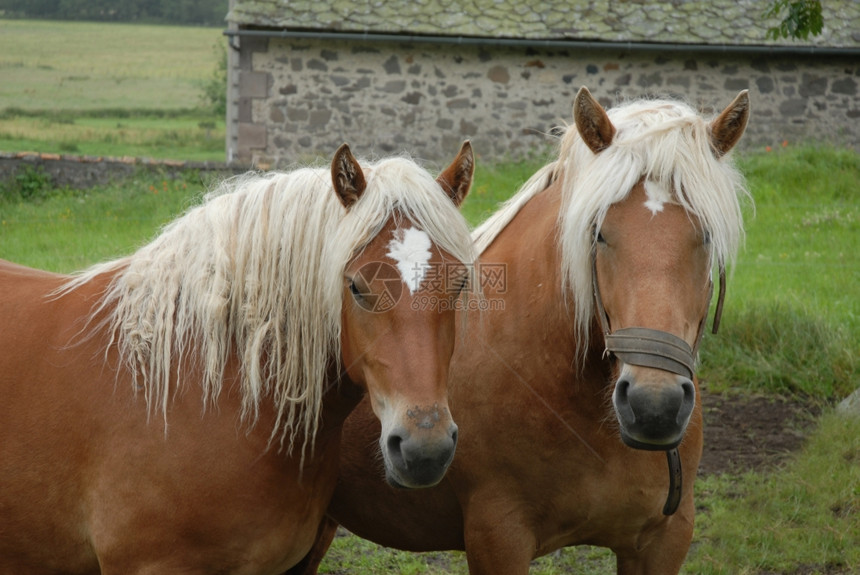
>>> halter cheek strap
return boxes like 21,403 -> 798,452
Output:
712,266 -> 726,334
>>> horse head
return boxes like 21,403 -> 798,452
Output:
573,87 -> 749,450
331,142 -> 474,487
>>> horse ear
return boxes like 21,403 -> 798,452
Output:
573,86 -> 615,154
709,90 -> 750,158
331,143 -> 367,209
436,140 -> 474,208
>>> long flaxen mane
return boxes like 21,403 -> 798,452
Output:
474,97 -> 750,359
63,157 -> 474,454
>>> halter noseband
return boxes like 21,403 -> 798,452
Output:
590,247 -> 726,515
604,328 -> 695,380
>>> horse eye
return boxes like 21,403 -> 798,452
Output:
596,231 -> 606,244
348,280 -> 362,297
703,230 -> 712,245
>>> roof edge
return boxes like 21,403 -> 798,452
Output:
224,28 -> 860,56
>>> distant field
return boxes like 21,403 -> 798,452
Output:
0,112 -> 225,160
0,19 -> 225,161
0,19 -> 222,110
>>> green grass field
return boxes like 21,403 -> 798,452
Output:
0,19 -> 225,160
0,112 -> 225,160
1,18 -> 858,575
0,19 -> 220,111
700,145 -> 859,400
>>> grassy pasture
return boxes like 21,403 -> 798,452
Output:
0,19 -> 225,161
0,112 -> 225,160
0,19 -> 220,111
700,145 -> 859,400
0,171 -> 204,270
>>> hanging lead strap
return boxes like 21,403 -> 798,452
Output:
663,448 -> 683,516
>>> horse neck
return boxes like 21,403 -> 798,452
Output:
318,363 -> 365,434
480,179 -> 611,382
480,180 -> 574,344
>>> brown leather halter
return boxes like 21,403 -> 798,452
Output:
591,247 -> 726,515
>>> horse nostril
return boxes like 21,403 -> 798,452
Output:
386,433 -> 404,462
613,377 -> 636,424
616,377 -> 630,400
680,380 -> 695,401
677,379 -> 696,426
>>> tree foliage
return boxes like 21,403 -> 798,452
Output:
201,39 -> 228,117
765,0 -> 824,40
0,0 -> 229,26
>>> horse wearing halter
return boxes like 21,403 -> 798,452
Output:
574,83 -> 747,517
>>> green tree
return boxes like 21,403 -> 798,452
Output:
162,0 -> 228,26
765,0 -> 824,40
201,39 -> 228,117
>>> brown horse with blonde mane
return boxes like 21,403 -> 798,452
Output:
291,88 -> 751,574
0,143 -> 477,573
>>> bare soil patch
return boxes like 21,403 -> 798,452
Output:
699,386 -> 820,475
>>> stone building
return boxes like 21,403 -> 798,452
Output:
224,0 -> 859,167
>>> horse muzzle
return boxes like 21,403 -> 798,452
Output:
380,406 -> 458,488
604,327 -> 697,451
613,369 -> 696,450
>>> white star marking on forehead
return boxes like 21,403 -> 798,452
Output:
386,226 -> 432,294
643,179 -> 673,215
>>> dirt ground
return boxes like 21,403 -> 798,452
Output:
698,385 -> 820,475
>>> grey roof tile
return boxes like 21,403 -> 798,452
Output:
228,0 -> 859,48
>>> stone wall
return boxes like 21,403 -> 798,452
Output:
0,152 -> 247,191
231,36 -> 859,167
